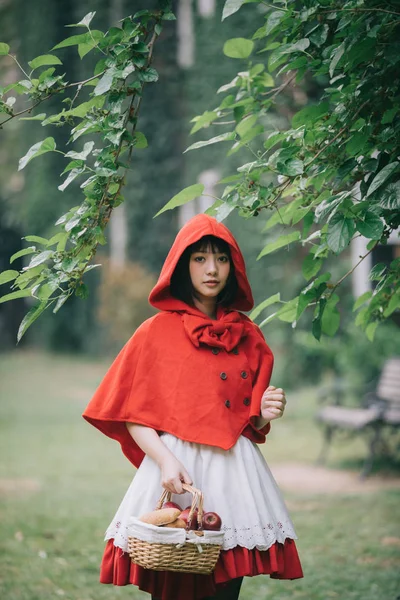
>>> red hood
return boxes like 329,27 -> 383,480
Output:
149,214 -> 254,312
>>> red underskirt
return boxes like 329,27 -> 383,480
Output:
100,538 -> 303,600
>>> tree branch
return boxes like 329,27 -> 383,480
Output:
319,8 -> 400,17
0,71 -> 106,127
306,100 -> 369,167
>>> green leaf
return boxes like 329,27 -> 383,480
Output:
257,231 -> 301,259
353,291 -> 372,311
154,184 -> 205,217
355,306 -> 368,327
28,54 -> 62,70
379,182 -> 400,210
222,0 -> 245,20
236,114 -> 257,138
53,30 -> 103,50
229,125 -> 263,150
161,11 -> 176,21
18,137 -> 56,171
20,113 -> 46,121
382,107 -> 397,125
367,162 -> 399,197
0,270 -> 20,285
356,213 -> 384,239
279,38 -> 310,56
66,11 -> 96,28
292,102 -> 329,128
23,235 -> 49,245
35,280 -> 59,300
321,294 -> 340,336
185,132 -> 235,152
93,70 -> 114,96
223,38 -> 254,59
131,42 -> 149,53
327,214 -> 355,254
265,11 -> 284,36
258,72 -> 274,87
366,321 -> 378,342
190,111 -> 219,135
140,67 -> 159,82
249,293 -> 281,321
17,301 -> 48,343
215,202 -> 236,222
10,247 -> 36,264
284,158 -> 304,176
58,168 -> 85,192
70,96 -> 104,117
78,43 -> 95,59
276,297 -> 299,323
0,42 -> 10,55
133,131 -> 148,149
0,289 -> 32,304
27,250 -> 54,269
329,42 -> 345,78
75,283 -> 89,299
383,292 -> 400,317
65,141 -> 94,161
345,131 -> 370,157
47,233 -> 68,248
53,293 -> 70,314
15,264 -> 45,289
369,263 -> 386,281
310,23 -> 329,47
302,254 -> 322,281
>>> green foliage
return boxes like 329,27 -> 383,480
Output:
154,183 -> 205,216
158,0 -> 400,340
0,6 -> 171,341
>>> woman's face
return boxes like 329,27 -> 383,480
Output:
189,246 -> 230,302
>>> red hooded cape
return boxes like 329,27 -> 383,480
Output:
83,214 -> 274,467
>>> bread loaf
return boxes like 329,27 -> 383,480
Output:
163,518 -> 186,529
139,507 -> 181,526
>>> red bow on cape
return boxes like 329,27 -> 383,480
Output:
182,311 -> 247,352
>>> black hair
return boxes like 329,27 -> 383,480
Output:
170,235 -> 238,308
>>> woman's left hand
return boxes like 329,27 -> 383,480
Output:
260,385 -> 286,422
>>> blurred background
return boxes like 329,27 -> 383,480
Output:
0,1 -> 399,599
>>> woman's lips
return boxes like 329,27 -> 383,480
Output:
204,281 -> 219,287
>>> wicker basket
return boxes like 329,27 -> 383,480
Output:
127,483 -> 223,574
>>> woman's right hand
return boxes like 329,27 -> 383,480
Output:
160,455 -> 192,494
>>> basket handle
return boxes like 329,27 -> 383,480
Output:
156,483 -> 204,531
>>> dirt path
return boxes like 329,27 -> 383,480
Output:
1,463 -> 399,498
271,462 -> 400,494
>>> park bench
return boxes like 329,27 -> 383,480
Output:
316,357 -> 400,478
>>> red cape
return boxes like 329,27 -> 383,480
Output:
83,214 -> 274,468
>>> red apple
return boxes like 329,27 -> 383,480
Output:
202,511 -> 222,531
179,507 -> 199,530
163,501 -> 181,510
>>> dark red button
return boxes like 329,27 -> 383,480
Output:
241,371 -> 248,379
232,348 -> 239,355
225,400 -> 231,408
220,372 -> 227,380
212,347 -> 219,355
243,397 -> 250,406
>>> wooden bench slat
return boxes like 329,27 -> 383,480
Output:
317,406 -> 381,430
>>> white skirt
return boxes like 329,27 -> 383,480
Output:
105,433 -> 298,552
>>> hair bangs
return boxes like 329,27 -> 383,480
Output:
190,235 -> 230,256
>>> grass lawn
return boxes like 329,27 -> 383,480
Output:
0,349 -> 399,600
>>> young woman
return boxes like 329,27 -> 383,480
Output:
83,213 -> 303,600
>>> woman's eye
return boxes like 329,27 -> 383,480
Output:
219,256 -> 228,263
194,256 -> 205,262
